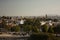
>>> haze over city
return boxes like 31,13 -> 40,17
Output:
0,0 -> 60,16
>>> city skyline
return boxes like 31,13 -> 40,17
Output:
0,0 -> 60,16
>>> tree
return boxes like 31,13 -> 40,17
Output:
48,26 -> 54,33
32,18 -> 41,32
23,18 -> 41,33
53,19 -> 58,22
11,26 -> 20,32
23,25 -> 32,32
42,24 -> 49,32
53,24 -> 60,34
32,26 -> 39,33
5,25 -> 12,32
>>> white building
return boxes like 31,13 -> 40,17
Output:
40,21 -> 46,25
20,19 -> 24,24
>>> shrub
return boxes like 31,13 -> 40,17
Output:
28,33 -> 49,40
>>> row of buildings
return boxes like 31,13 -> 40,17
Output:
0,16 -> 60,32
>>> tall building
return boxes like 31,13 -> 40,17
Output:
45,14 -> 48,18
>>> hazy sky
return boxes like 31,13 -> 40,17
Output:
0,0 -> 60,16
